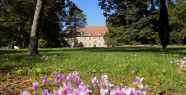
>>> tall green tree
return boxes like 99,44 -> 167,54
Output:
168,0 -> 186,45
99,0 -> 159,46
0,0 -> 35,48
65,4 -> 87,47
159,0 -> 171,50
28,0 -> 75,55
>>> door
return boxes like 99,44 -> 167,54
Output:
94,44 -> 96,47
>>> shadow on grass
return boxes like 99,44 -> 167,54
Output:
1,46 -> 186,55
56,47 -> 186,55
0,51 -> 70,69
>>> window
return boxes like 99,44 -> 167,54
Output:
89,37 -> 91,40
80,37 -> 81,41
84,43 -> 86,46
89,32 -> 92,36
99,32 -> 102,36
99,37 -> 101,40
80,31 -> 83,35
99,43 -> 101,46
84,37 -> 86,40
89,43 -> 91,46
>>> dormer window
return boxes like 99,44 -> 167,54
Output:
80,31 -> 83,35
99,32 -> 102,36
89,32 -> 92,36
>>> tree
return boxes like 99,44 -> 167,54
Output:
65,4 -> 87,47
0,0 -> 82,50
168,0 -> 186,45
28,0 -> 44,55
159,0 -> 171,50
0,0 -> 35,48
28,0 -> 75,55
98,0 -> 159,45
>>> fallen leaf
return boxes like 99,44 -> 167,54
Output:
119,83 -> 123,86
132,69 -> 139,74
22,80 -> 31,83
184,85 -> 186,89
167,79 -> 171,82
177,71 -> 183,73
28,87 -> 33,92
116,69 -> 121,71
159,90 -> 166,95
149,92 -> 156,95
125,75 -> 130,78
153,82 -> 159,86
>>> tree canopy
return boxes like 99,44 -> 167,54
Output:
99,0 -> 186,48
0,0 -> 87,50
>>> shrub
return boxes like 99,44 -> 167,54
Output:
38,39 -> 48,48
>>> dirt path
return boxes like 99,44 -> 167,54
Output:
0,67 -> 32,95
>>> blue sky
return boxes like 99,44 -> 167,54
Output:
71,0 -> 106,26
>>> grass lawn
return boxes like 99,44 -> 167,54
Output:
0,46 -> 186,94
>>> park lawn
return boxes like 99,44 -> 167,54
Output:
0,46 -> 186,94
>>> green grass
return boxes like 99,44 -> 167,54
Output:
0,46 -> 186,93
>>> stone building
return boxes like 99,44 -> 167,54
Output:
64,26 -> 108,47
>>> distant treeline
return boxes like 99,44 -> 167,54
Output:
98,0 -> 186,46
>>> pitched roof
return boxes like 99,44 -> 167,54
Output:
76,26 -> 108,37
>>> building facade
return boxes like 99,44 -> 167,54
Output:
64,26 -> 108,47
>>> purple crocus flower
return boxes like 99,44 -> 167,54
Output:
133,77 -> 143,84
101,74 -> 108,82
33,82 -> 39,90
170,61 -> 173,64
180,65 -> 184,68
110,86 -> 124,95
53,72 -> 63,84
62,74 -> 70,82
174,60 -> 177,63
108,83 -> 114,88
184,57 -> 186,60
69,71 -> 78,77
180,60 -> 184,63
124,88 -> 135,95
100,88 -> 108,95
42,55 -> 46,58
50,90 -> 59,95
100,74 -> 109,89
58,82 -> 72,94
91,77 -> 98,89
45,56 -> 48,61
136,90 -> 146,95
42,76 -> 50,86
72,82 -> 91,95
41,89 -> 49,95
138,85 -> 143,91
6,58 -> 8,61
177,63 -> 179,65
21,91 -> 30,95
100,81 -> 109,89
53,72 -> 59,78
145,85 -> 149,91
69,71 -> 79,83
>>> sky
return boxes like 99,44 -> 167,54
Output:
71,0 -> 106,26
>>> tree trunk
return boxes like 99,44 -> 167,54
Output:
159,0 -> 171,50
73,27 -> 76,47
0,40 -> 1,48
28,0 -> 44,55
